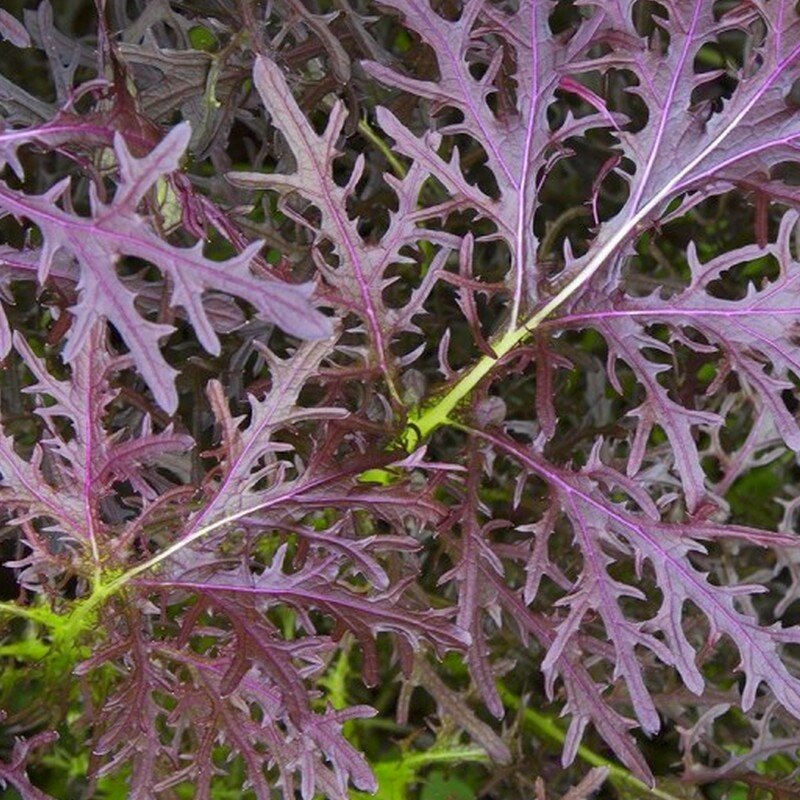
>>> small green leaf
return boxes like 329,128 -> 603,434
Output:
188,25 -> 216,51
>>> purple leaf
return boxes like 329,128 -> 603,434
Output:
0,731 -> 58,800
0,123 -> 333,412
481,428 -> 800,728
229,57 -> 460,396
0,10 -> 30,49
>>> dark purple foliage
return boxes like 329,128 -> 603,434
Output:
2,0 -> 800,797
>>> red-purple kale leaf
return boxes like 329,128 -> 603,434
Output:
481,429 -> 800,770
363,0 -> 621,328
76,596 -> 377,800
228,56 -> 460,396
0,122 -> 332,413
1,320 -> 192,585
559,212 -> 800,497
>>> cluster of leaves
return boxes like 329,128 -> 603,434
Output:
2,0 -> 800,797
